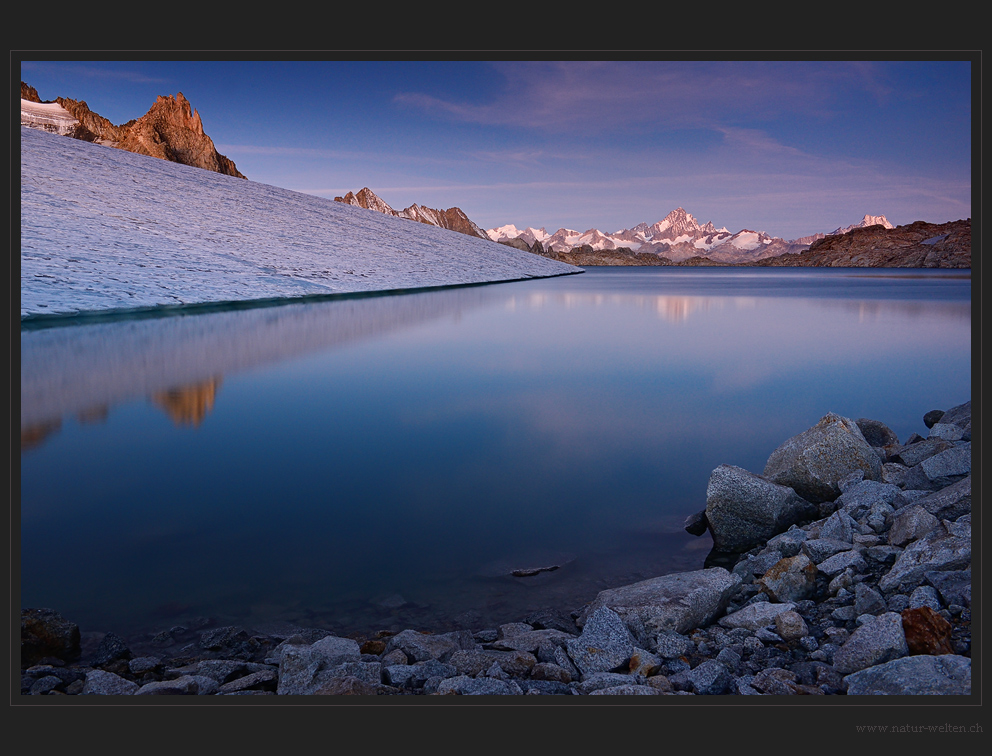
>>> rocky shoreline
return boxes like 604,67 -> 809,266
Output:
21,401 -> 972,697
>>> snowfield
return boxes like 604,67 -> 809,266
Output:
20,126 -> 579,319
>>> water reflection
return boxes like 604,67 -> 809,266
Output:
20,269 -> 971,639
152,378 -> 223,427
20,286 -> 502,449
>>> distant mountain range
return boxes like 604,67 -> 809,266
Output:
20,81 -> 245,178
487,208 -> 899,265
22,80 -> 968,269
333,187 -> 490,240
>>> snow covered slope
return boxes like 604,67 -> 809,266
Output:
20,127 -> 579,319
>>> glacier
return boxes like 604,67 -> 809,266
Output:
20,126 -> 579,320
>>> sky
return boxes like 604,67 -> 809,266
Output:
18,57 -> 974,241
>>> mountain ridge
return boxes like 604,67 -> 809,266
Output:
334,187 -> 490,240
486,210 -> 967,268
20,81 -> 246,179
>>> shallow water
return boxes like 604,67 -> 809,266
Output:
20,267 -> 971,640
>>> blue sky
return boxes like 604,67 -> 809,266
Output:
20,58 -> 973,240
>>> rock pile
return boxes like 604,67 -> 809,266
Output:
21,402 -> 971,696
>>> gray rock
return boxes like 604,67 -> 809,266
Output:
588,684 -> 660,695
843,654 -> 971,695
880,462 -> 911,487
764,527 -> 808,557
928,423 -> 964,441
819,510 -> 856,543
578,567 -> 741,638
835,480 -> 901,520
815,549 -> 867,577
924,569 -> 971,609
652,631 -> 694,659
718,601 -> 797,631
894,437 -> 952,468
887,504 -> 940,546
832,612 -> 908,675
686,660 -> 730,694
915,443 -> 971,489
382,628 -> 474,663
566,607 -> 635,677
704,464 -> 817,552
81,669 -> 138,695
434,675 -> 523,695
572,672 -> 643,694
276,635 -> 363,695
448,649 -> 536,677
878,521 -> 972,594
762,412 -> 883,503
916,475 -> 971,520
908,585 -> 943,611
732,551 -> 784,583
216,669 -> 278,694
530,662 -> 572,683
489,628 -> 574,653
938,400 -> 971,435
801,537 -> 854,564
135,674 -> 220,695
923,409 -> 945,428
853,582 -> 887,616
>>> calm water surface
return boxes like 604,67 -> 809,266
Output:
20,268 -> 971,640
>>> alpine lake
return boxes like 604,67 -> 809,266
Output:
20,266 -> 972,643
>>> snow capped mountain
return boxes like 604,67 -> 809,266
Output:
487,208 -> 893,264
488,207 -> 801,263
830,214 -> 894,235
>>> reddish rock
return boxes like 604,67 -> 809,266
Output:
901,606 -> 954,655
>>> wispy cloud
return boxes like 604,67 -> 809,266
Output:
392,61 -> 877,134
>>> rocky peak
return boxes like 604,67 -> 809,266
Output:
21,83 -> 245,179
114,92 -> 245,178
650,208 -> 703,240
334,187 -> 489,240
830,214 -> 894,235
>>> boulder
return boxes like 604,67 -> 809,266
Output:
843,654 -> 970,695
878,520 -> 972,594
763,413 -> 883,503
900,444 -> 971,491
832,612 -> 908,675
577,568 -> 741,639
565,607 -> 635,677
704,464 -> 817,552
382,629 -> 474,663
916,476 -> 971,520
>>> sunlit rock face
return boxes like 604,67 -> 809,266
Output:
21,82 -> 245,178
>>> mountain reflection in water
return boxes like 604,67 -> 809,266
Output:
19,268 -> 970,639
